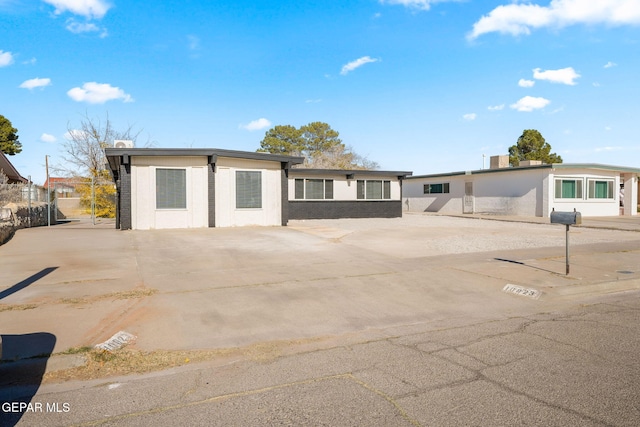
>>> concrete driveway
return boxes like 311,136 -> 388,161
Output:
1,213 -> 639,355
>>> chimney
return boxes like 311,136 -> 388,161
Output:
519,160 -> 543,166
490,155 -> 509,169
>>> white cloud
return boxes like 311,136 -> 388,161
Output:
64,129 -> 89,140
43,0 -> 111,20
595,146 -> 623,152
0,50 -> 14,67
463,113 -> 477,121
533,67 -> 580,85
518,78 -> 535,88
340,56 -> 380,75
488,104 -> 505,111
379,0 -> 453,11
67,82 -> 133,104
187,35 -> 200,51
468,0 -> 640,40
40,133 -> 57,143
66,20 -> 98,33
242,118 -> 272,131
19,77 -> 52,90
604,61 -> 617,68
510,96 -> 550,112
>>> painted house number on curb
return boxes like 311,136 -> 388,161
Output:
95,331 -> 136,352
502,284 -> 541,300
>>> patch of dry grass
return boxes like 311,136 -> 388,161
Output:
0,303 -> 38,312
59,288 -> 158,305
44,336 -> 328,383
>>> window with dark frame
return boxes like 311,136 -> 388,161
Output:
156,168 -> 187,209
294,178 -> 334,199
236,171 -> 262,209
357,180 -> 391,200
423,183 -> 450,194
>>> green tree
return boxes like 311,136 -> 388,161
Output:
75,170 -> 117,218
508,129 -> 562,166
258,122 -> 379,170
0,114 -> 22,155
258,125 -> 304,155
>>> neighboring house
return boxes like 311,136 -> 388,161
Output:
404,156 -> 639,217
105,148 -> 304,230
0,150 -> 27,184
43,177 -> 80,197
289,169 -> 412,219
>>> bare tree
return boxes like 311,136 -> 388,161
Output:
59,112 -> 142,177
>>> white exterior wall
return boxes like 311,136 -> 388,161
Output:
131,156 -> 208,230
404,166 -> 636,218
288,174 -> 403,200
216,157 -> 282,227
472,169 -> 547,216
548,168 -> 621,217
403,176 -> 464,214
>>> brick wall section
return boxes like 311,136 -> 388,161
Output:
119,163 -> 132,230
208,163 -> 216,227
281,167 -> 289,226
289,200 -> 402,220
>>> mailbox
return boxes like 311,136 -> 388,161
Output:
550,210 -> 581,225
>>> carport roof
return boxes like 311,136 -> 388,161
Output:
407,162 -> 640,180
104,147 -> 305,181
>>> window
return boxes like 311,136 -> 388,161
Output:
588,179 -> 614,199
554,178 -> 583,199
156,168 -> 186,209
294,178 -> 333,199
357,180 -> 391,200
423,183 -> 450,194
236,171 -> 262,209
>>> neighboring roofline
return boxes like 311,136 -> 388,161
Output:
290,168 -> 413,179
0,150 -> 27,183
407,162 -> 640,180
550,163 -> 640,174
104,147 -> 305,165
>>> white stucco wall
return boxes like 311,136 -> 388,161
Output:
548,168 -> 621,217
288,174 -> 403,201
402,176 -> 464,214
215,157 -> 282,227
131,156 -> 208,230
404,166 -> 637,217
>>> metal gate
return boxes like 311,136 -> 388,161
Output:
53,178 -> 116,225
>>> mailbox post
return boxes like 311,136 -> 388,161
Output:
550,209 -> 582,275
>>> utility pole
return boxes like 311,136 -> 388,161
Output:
45,155 -> 50,227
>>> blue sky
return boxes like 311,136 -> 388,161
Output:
1,0 -> 639,184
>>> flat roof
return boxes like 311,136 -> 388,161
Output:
104,148 -> 305,181
290,168 -> 412,178
407,162 -> 640,180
